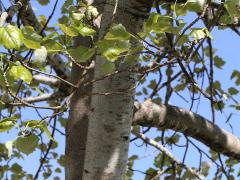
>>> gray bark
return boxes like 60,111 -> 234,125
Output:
65,37 -> 93,180
133,100 -> 240,160
82,0 -> 153,179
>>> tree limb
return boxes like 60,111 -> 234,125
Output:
133,132 -> 204,180
32,75 -> 60,86
133,100 -> 240,160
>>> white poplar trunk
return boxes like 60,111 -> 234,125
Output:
82,0 -> 153,179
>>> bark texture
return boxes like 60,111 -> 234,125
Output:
82,0 -> 153,179
65,37 -> 93,179
133,100 -> 240,160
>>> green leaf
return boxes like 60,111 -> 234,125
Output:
9,66 -> 32,84
165,134 -> 181,145
55,168 -> 62,173
225,157 -> 238,167
72,13 -> 85,21
219,13 -> 234,25
171,4 -> 188,16
228,87 -> 239,95
145,168 -> 158,180
37,0 -> 50,6
132,125 -> 140,134
97,40 -> 131,61
86,5 -> 99,19
22,26 -> 42,49
15,135 -> 39,155
204,28 -> 213,39
148,80 -> 157,90
40,124 -> 54,141
25,120 -> 54,141
77,26 -> 96,37
214,56 -> 225,69
145,13 -> 160,33
190,28 -> 206,40
59,117 -> 67,128
209,150 -> 218,161
0,117 -> 17,132
59,24 -> 78,37
11,163 -> 22,174
67,46 -> 95,62
101,61 -> 115,74
125,45 -> 144,63
188,0 -> 206,7
34,46 -> 48,63
57,155 -> 65,167
176,35 -> 189,46
105,24 -> 131,40
43,32 -> 60,41
129,155 -> 138,161
231,70 -> 239,80
190,28 -> 213,40
0,25 -> 23,49
44,39 -> 63,53
175,83 -> 186,92
145,15 -> 181,34
224,0 -> 240,18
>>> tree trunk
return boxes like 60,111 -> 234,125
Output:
65,37 -> 93,179
82,1 -> 153,179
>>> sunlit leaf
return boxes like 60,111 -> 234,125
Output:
22,26 -> 42,49
59,24 -> 78,37
86,5 -> 99,19
0,25 -> 23,49
190,28 -> 212,40
0,117 -> 17,132
97,40 -> 131,61
77,26 -> 96,37
9,66 -> 32,84
145,13 -> 160,33
40,124 -> 54,141
26,120 -> 54,141
67,46 -> 95,62
190,28 -> 206,40
105,24 -> 131,40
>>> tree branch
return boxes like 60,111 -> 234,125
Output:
32,75 -> 60,86
133,100 -> 240,160
133,132 -> 204,180
22,93 -> 57,103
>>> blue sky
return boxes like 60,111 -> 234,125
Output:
1,0 -> 240,179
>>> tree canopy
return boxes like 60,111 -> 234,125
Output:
1,0 -> 240,179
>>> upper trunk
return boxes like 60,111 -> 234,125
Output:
65,37 -> 93,179
82,0 -> 153,179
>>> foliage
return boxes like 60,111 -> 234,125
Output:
0,0 -> 240,179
